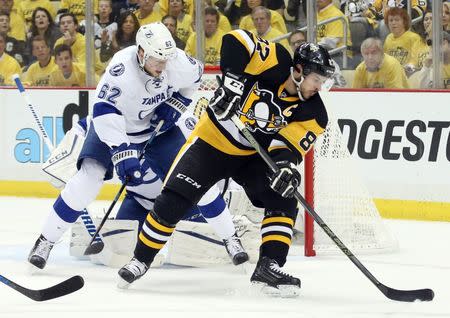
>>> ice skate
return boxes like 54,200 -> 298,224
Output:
250,256 -> 301,298
28,234 -> 54,270
223,233 -> 249,265
117,257 -> 148,289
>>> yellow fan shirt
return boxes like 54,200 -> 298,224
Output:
134,8 -> 163,26
158,0 -> 194,16
54,33 -> 86,64
49,62 -> 86,86
414,40 -> 430,70
7,8 -> 26,41
352,53 -> 409,88
218,13 -> 232,33
176,14 -> 193,44
17,0 -> 56,27
0,53 -> 22,86
23,57 -> 57,86
60,0 -> 99,22
239,10 -> 287,34
185,29 -> 225,66
317,4 -> 352,54
384,30 -> 422,67
443,64 -> 450,89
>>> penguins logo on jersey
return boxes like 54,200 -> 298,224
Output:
237,83 -> 287,133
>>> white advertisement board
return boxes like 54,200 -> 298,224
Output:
0,88 -> 449,220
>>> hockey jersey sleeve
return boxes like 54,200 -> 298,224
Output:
275,94 -> 329,161
166,49 -> 204,99
220,29 -> 286,77
91,70 -> 129,149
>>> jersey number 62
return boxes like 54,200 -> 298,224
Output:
97,84 -> 122,106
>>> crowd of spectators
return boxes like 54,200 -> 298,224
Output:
0,0 -> 449,89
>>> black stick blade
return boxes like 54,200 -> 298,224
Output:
0,275 -> 84,301
84,241 -> 105,255
36,275 -> 84,301
380,285 -> 434,302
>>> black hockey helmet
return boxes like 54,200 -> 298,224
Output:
293,43 -> 335,78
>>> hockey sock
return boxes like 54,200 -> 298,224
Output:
135,210 -> 176,265
198,195 -> 236,239
41,196 -> 83,242
259,212 -> 294,267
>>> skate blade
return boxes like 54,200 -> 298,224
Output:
26,262 -> 43,275
150,253 -> 165,268
234,261 -> 252,274
116,276 -> 132,290
251,282 -> 301,298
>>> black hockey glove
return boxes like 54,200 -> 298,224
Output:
209,72 -> 244,121
268,161 -> 301,198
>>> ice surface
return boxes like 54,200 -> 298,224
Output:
0,197 -> 448,318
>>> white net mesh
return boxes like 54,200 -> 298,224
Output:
311,119 -> 397,253
191,68 -> 397,255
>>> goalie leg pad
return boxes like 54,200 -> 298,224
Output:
42,129 -> 86,188
165,214 -> 260,267
166,220 -> 230,267
70,218 -> 139,268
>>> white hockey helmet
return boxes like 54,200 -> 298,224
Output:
136,22 -> 177,68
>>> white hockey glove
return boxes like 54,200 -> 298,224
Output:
150,92 -> 191,132
209,72 -> 244,121
268,161 -> 301,198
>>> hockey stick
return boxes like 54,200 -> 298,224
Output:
12,75 -> 103,246
230,115 -> 434,302
84,120 -> 165,255
0,274 -> 84,301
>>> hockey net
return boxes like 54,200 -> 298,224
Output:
191,66 -> 397,256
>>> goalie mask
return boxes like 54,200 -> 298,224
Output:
135,22 -> 177,70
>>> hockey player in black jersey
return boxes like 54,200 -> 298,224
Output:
118,29 -> 335,297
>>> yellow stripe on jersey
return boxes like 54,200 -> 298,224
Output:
278,119 -> 326,158
145,213 -> 175,234
262,217 -> 294,226
277,84 -> 298,102
190,113 -> 257,156
227,30 -> 256,56
227,30 -> 279,76
261,234 -> 292,245
267,145 -> 290,153
138,232 -> 165,249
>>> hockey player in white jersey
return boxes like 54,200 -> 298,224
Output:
28,22 -> 249,270
52,115 -> 260,268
